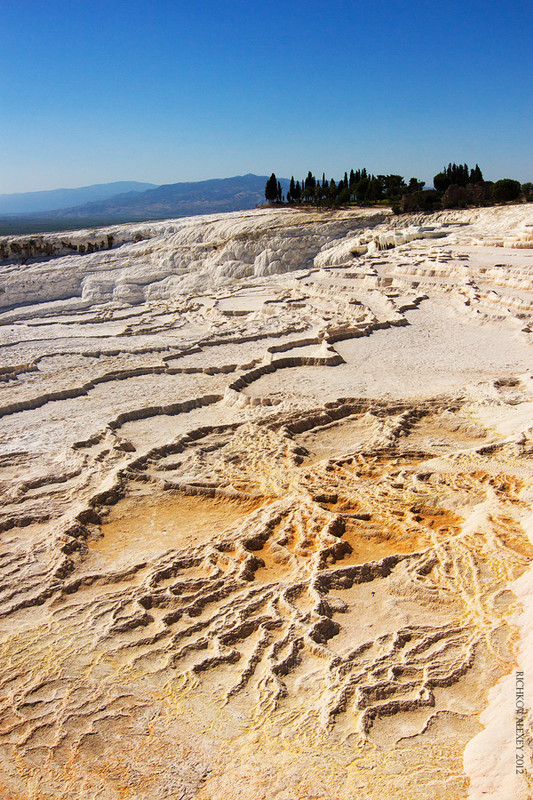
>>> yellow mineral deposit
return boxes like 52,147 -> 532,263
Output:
0,205 -> 532,798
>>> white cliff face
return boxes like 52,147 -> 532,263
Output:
3,205 -> 529,314
0,204 -> 532,800
0,208 -> 388,312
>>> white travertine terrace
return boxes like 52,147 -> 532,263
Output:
0,204 -> 532,799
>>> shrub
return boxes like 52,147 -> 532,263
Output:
521,182 -> 533,202
442,184 -> 470,208
400,190 -> 440,212
466,181 -> 493,205
492,179 -> 521,203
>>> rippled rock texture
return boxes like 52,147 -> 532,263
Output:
0,205 -> 532,799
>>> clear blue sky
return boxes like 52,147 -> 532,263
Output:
1,0 -> 532,193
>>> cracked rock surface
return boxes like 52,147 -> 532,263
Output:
0,205 -> 532,799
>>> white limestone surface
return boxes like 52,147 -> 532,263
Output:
0,204 -> 533,800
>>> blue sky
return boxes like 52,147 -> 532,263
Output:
1,0 -> 532,193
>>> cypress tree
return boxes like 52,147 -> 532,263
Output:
265,173 -> 278,202
355,177 -> 369,204
367,176 -> 383,201
288,176 -> 296,203
471,164 -> 483,182
304,171 -> 316,203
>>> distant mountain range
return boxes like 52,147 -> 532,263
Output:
0,175 -> 290,235
0,181 -> 158,215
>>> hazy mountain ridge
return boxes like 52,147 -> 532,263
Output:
0,175 -> 290,234
0,181 -> 158,215
49,174 -> 289,219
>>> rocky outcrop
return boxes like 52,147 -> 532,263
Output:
0,231 -> 118,264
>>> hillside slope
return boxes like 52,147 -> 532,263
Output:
0,181 -> 158,214
50,173 -> 290,220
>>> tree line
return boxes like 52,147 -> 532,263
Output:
265,162 -> 532,212
265,169 -> 423,207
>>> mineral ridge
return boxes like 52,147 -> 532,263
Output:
0,205 -> 532,799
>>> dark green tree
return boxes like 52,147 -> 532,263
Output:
442,163 -> 471,187
367,176 -> 383,202
355,177 -> 369,204
322,178 -> 335,206
522,182 -> 533,202
470,164 -> 483,182
337,185 -> 351,204
407,177 -> 425,193
433,172 -> 450,192
378,174 -> 406,199
265,173 -> 278,202
492,179 -> 521,203
287,176 -> 296,203
303,171 -> 316,203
